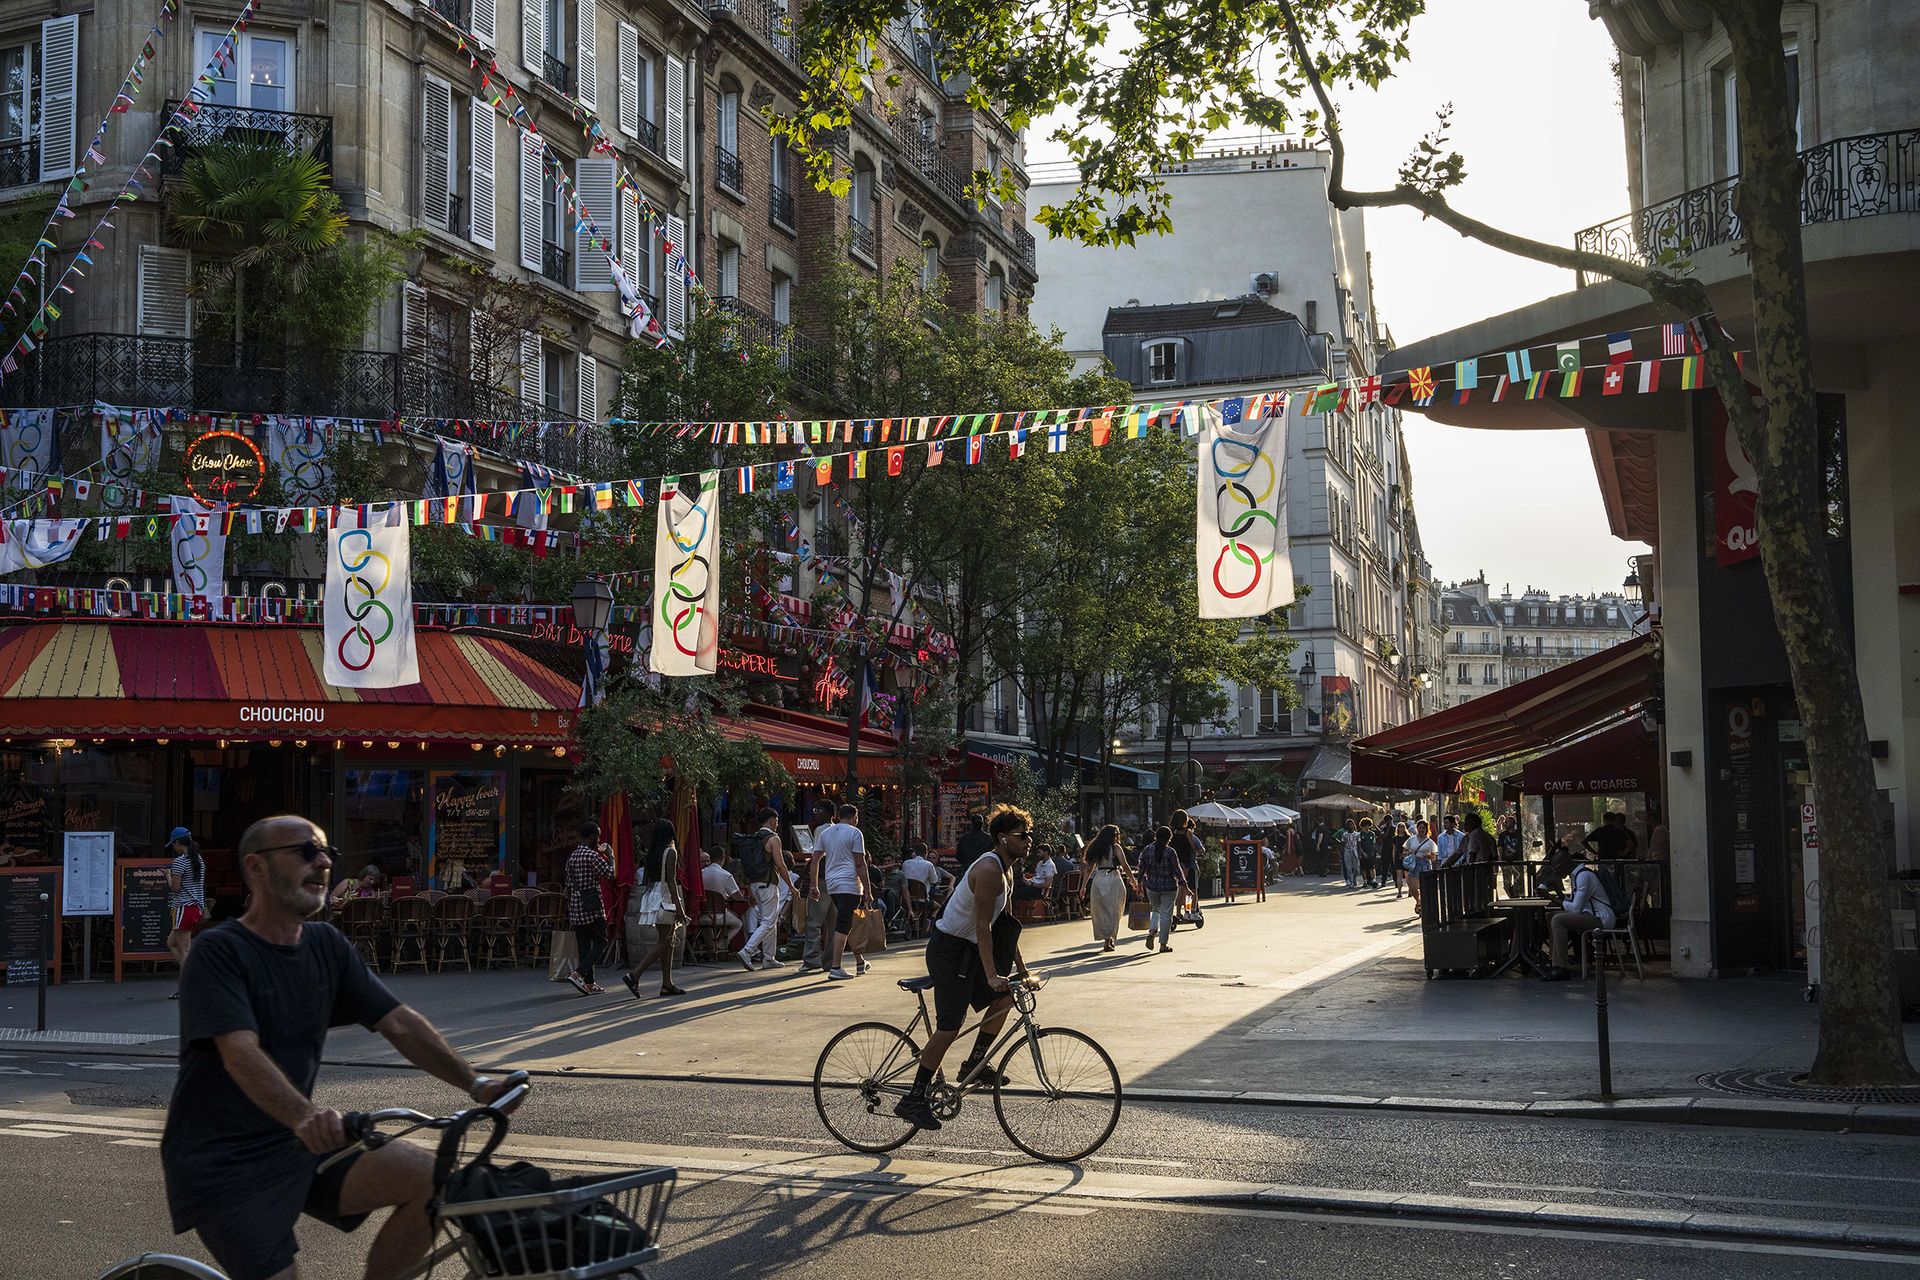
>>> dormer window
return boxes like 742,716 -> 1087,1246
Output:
1146,339 -> 1180,384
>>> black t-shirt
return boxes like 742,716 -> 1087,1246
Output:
1172,831 -> 1201,883
161,920 -> 400,1230
1585,824 -> 1636,860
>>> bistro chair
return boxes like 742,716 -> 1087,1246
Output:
1060,870 -> 1085,920
338,897 -> 388,970
430,893 -> 474,972
389,895 -> 432,974
690,890 -> 734,963
903,880 -> 932,938
1585,880 -> 1648,981
521,891 -> 565,967
479,894 -> 524,969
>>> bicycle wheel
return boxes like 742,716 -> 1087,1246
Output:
95,1257 -> 228,1280
993,1027 -> 1122,1163
813,1021 -> 924,1153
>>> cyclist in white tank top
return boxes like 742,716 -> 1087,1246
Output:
935,847 -> 1010,941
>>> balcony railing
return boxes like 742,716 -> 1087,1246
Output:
1444,640 -> 1501,654
769,181 -> 795,228
161,100 -> 333,176
1573,127 -> 1920,286
633,116 -> 661,158
716,144 -> 742,193
710,0 -> 795,60
886,112 -> 968,205
429,0 -> 467,24
542,240 -> 572,288
1011,223 -> 1036,273
541,53 -> 576,98
0,137 -> 38,188
848,212 -> 876,261
710,294 -> 832,395
443,191 -> 467,239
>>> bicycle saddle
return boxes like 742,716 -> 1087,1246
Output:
897,975 -> 937,992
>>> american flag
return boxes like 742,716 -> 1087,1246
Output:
1661,322 -> 1687,356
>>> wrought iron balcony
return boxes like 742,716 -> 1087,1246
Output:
711,0 -> 795,60
0,137 -> 38,188
716,144 -> 742,193
769,181 -> 795,229
444,191 -> 467,239
429,0 -> 467,24
161,100 -> 333,176
1011,223 -> 1036,273
1573,127 -> 1920,286
710,294 -> 831,393
542,240 -> 572,288
541,53 -> 576,97
848,212 -> 876,261
633,116 -> 661,158
886,112 -> 968,205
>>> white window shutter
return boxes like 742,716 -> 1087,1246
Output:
518,130 -> 544,272
421,77 -> 453,232
519,332 -> 543,404
664,213 -> 686,338
469,105 -> 497,249
401,281 -> 427,359
619,184 -> 641,289
576,0 -> 598,109
38,16 -> 78,182
664,55 -> 685,169
521,0 -> 544,73
573,157 -> 616,292
471,0 -> 497,46
137,245 -> 192,338
617,23 -> 639,137
577,355 -> 597,424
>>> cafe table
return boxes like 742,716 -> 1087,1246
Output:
1486,897 -> 1556,978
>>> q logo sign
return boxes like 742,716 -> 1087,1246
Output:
334,528 -> 395,672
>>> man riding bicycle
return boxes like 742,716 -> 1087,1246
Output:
160,815 -> 519,1280
893,803 -> 1031,1131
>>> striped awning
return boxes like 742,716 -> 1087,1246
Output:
0,621 -> 580,744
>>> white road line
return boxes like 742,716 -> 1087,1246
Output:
1470,1179 -> 1920,1219
0,1126 -> 69,1138
111,1138 -> 161,1148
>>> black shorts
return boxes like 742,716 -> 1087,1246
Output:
926,927 -> 1000,1032
830,893 -> 861,936
194,1149 -> 367,1280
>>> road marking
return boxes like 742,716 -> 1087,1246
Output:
1470,1180 -> 1920,1219
111,1138 -> 161,1148
0,1125 -> 69,1138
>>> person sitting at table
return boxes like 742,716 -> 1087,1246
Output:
900,839 -> 952,913
330,863 -> 386,906
699,849 -> 745,939
1013,846 -> 1057,901
1538,848 -> 1618,981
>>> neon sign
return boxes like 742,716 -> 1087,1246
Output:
183,430 -> 265,502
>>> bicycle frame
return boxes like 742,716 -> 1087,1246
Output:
892,979 -> 1064,1098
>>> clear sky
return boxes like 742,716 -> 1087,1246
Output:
1031,0 -> 1652,598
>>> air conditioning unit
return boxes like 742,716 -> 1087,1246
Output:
1250,271 -> 1279,297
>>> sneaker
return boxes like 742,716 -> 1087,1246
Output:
960,1059 -> 1010,1089
856,958 -> 872,975
827,967 -> 854,980
738,950 -> 760,972
759,957 -> 788,968
565,973 -> 591,997
797,963 -> 820,976
893,1092 -> 942,1130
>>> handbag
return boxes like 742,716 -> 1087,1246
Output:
846,904 -> 887,954
547,929 -> 578,982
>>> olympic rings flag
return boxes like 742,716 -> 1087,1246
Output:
324,505 -> 420,689
650,471 -> 721,676
266,417 -> 336,507
1197,397 -> 1295,619
0,518 -> 85,574
1,407 -> 55,491
169,495 -> 229,610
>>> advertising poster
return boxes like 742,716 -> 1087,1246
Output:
428,771 -> 507,889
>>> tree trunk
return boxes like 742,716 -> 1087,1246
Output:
1719,5 -> 1914,1084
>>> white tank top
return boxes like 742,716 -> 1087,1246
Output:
936,851 -> 1009,942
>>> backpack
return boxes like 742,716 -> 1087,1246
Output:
1581,864 -> 1629,916
732,828 -> 773,883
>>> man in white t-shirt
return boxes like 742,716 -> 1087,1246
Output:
900,846 -> 950,897
698,850 -> 743,940
811,805 -> 871,980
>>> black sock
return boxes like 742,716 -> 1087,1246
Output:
911,1065 -> 934,1093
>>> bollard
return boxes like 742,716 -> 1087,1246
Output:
36,891 -> 50,1034
1592,930 -> 1612,1100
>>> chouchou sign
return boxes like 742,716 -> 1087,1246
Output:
184,430 -> 266,502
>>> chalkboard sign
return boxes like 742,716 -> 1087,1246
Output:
1224,839 -> 1265,904
0,867 -> 61,986
428,771 -> 506,890
0,778 -> 55,863
116,859 -> 175,980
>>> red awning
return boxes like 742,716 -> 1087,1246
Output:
1520,719 -> 1660,795
708,705 -> 900,781
1351,634 -> 1658,793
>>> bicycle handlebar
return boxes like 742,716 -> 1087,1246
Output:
327,1071 -> 531,1169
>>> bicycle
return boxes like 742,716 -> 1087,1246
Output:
813,974 -> 1121,1164
97,1072 -> 677,1280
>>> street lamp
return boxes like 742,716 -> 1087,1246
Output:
1622,563 -> 1642,605
571,577 -> 615,707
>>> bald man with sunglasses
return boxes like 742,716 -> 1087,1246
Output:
161,815 -> 519,1280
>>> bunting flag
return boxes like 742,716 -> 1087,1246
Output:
1637,358 -> 1663,394
650,470 -> 720,677
736,464 -> 756,494
1505,349 -> 1534,383
1196,397 -> 1292,619
1,408 -> 56,491
1679,355 -> 1706,389
0,517 -> 85,573
1555,341 -> 1581,372
323,504 -> 419,689
1560,368 -> 1584,397
814,457 -> 833,486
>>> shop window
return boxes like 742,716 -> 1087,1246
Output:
342,768 -> 427,881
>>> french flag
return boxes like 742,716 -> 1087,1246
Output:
1606,332 -> 1634,364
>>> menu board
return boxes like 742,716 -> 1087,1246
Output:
116,860 -> 175,980
936,782 -> 991,851
0,867 -> 61,986
63,832 -> 116,916
429,771 -> 506,889
0,779 -> 55,864
1224,839 -> 1265,903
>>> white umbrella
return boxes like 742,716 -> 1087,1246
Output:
1184,801 -> 1254,825
1298,794 -> 1383,814
1243,803 -> 1300,824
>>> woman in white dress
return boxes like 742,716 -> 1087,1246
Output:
1080,825 -> 1137,952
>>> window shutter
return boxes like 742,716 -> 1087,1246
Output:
421,76 -> 453,232
519,331 -> 543,404
619,184 -> 641,289
575,0 -> 597,109
518,130 -> 544,272
471,0 -> 497,46
664,55 -> 685,169
137,245 -> 192,338
617,23 -> 639,137
401,281 -> 428,360
521,0 -> 544,73
573,157 -> 616,292
663,213 -> 686,338
469,102 -> 497,249
38,15 -> 78,181
577,355 -> 597,424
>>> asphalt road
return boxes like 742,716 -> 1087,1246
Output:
7,1052 -> 1919,1278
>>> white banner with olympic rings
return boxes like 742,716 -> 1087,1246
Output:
99,411 -> 163,504
1197,397 -> 1295,619
324,504 -> 420,689
169,495 -> 228,607
2,408 -> 55,490
650,471 -> 720,676
266,417 -> 336,507
0,518 -> 85,574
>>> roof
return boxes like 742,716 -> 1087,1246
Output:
1350,634 -> 1659,793
703,705 -> 901,781
1441,594 -> 1499,628
1103,297 -> 1304,337
0,621 -> 579,744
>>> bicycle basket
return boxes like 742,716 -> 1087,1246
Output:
435,1162 -> 676,1279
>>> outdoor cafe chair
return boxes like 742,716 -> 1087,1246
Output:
903,879 -> 932,938
479,894 -> 524,969
338,897 -> 387,969
1585,880 -> 1648,981
520,891 -> 565,966
690,890 -> 734,962
389,894 -> 432,974
1060,870 -> 1085,919
430,893 -> 474,972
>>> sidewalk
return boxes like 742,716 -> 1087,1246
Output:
7,878 -> 1917,1128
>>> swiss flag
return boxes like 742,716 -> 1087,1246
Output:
1602,363 -> 1626,396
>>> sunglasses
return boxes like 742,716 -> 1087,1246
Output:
255,839 -> 335,864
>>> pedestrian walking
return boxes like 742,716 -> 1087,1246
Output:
1136,826 -> 1187,953
1459,811 -> 1497,864
1169,810 -> 1204,928
1386,820 -> 1410,897
1355,818 -> 1378,890
1337,822 -> 1360,888
562,820 -> 614,996
621,819 -> 689,998
1496,812 -> 1525,896
735,809 -> 796,970
1402,819 -> 1439,913
813,804 -> 872,980
165,826 -> 206,998
1080,824 -> 1136,952
1435,814 -> 1465,867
